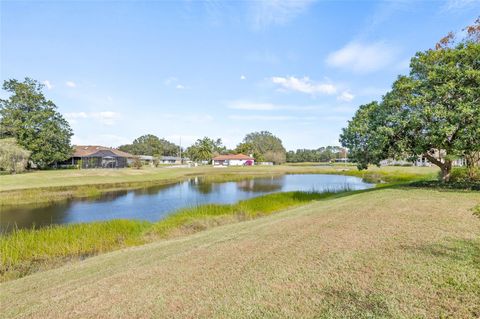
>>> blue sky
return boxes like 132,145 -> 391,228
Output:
1,0 -> 479,150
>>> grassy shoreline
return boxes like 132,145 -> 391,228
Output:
0,190 -> 347,282
0,165 -> 438,207
1,187 -> 479,318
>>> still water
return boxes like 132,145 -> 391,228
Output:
1,174 -> 373,232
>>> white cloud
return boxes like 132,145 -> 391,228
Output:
240,75 -> 247,80
92,111 -> 121,125
337,91 -> 355,102
326,41 -> 397,73
271,76 -> 337,95
442,0 -> 478,10
164,77 -> 178,86
250,0 -> 316,29
65,81 -> 76,88
43,80 -> 53,90
65,111 -> 120,126
65,112 -> 88,119
64,112 -> 88,124
164,77 -> 187,89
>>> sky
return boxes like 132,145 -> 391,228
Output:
1,0 -> 479,150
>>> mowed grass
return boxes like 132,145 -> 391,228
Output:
0,188 -> 478,318
0,165 -> 438,207
0,191 -> 338,282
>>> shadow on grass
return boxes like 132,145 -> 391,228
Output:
318,287 -> 393,319
408,180 -> 480,191
405,238 -> 480,268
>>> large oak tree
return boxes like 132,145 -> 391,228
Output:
341,20 -> 480,181
0,78 -> 73,168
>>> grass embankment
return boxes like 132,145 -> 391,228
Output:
1,188 -> 479,318
0,191 -> 339,282
0,165 -> 437,207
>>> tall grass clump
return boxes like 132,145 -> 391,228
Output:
474,205 -> 480,218
0,189 -> 352,281
0,220 -> 150,281
148,190 -> 344,237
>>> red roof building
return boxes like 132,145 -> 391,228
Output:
212,154 -> 254,166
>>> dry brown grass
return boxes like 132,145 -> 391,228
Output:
1,188 -> 479,318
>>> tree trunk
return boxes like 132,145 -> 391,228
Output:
465,152 -> 479,180
424,153 -> 452,183
440,160 -> 452,183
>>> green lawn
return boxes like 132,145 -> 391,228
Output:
1,188 -> 479,318
0,165 -> 438,207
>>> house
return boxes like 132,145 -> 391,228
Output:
212,154 -> 254,166
159,156 -> 182,164
63,145 -> 135,169
139,155 -> 155,166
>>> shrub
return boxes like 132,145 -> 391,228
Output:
449,167 -> 480,183
0,138 -> 31,174
131,157 -> 143,169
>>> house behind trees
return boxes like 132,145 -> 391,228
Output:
62,145 -> 135,168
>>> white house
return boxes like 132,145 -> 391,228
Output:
212,154 -> 254,166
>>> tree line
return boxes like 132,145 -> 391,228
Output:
118,134 -> 180,157
0,79 -> 289,172
340,18 -> 480,182
286,146 -> 347,163
184,131 -> 287,164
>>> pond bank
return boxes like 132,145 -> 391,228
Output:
0,190 -> 347,282
0,165 -> 437,208
1,174 -> 373,232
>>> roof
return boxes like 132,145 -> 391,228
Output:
72,145 -> 134,158
212,154 -> 254,161
160,156 -> 181,161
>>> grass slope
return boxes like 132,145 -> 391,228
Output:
0,191 -> 337,282
0,165 -> 437,207
1,188 -> 479,318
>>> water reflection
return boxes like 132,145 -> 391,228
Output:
236,176 -> 284,193
0,174 -> 373,233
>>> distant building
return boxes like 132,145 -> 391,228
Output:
334,158 -> 349,163
63,145 -> 135,169
159,156 -> 182,164
212,154 -> 254,166
138,155 -> 155,166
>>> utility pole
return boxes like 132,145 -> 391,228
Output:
179,137 -> 182,163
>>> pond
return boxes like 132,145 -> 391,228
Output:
0,174 -> 373,233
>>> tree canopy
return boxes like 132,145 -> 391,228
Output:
185,137 -> 225,162
340,20 -> 480,181
286,146 -> 347,163
118,134 -> 180,157
0,78 -> 73,168
238,131 -> 286,164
